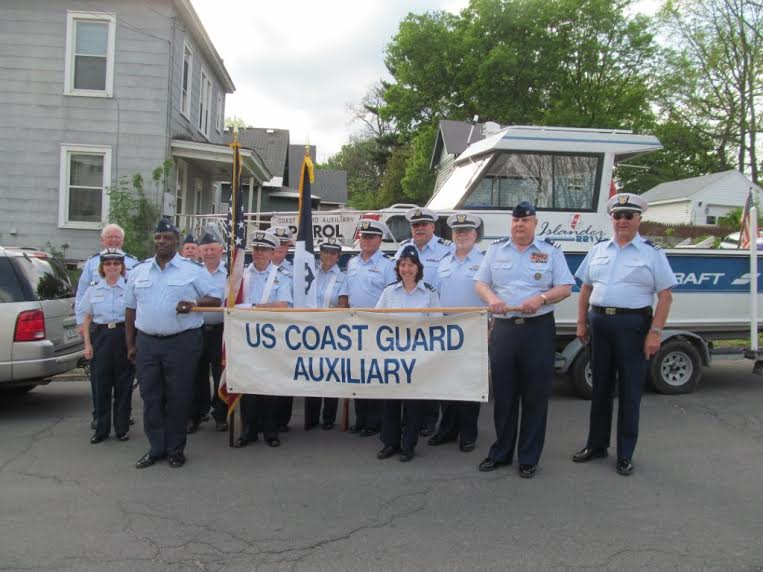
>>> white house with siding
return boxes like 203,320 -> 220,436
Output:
0,0 -> 270,261
640,170 -> 762,226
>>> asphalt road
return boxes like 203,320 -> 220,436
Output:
1,361 -> 763,572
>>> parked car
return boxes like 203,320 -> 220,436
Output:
719,231 -> 763,249
0,246 -> 83,394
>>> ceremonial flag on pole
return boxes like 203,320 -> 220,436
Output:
218,129 -> 246,415
293,147 -> 317,308
740,187 -> 754,250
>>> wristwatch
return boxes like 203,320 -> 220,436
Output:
649,326 -> 663,335
540,294 -> 549,305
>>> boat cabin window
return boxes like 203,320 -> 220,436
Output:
461,152 -> 601,211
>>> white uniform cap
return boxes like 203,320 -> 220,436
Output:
250,230 -> 279,249
405,207 -> 437,224
269,225 -> 293,243
607,193 -> 648,214
446,212 -> 482,229
356,218 -> 390,237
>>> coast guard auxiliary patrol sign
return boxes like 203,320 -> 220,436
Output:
224,310 -> 489,402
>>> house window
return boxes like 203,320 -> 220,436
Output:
198,68 -> 212,137
706,216 -> 717,225
64,11 -> 116,97
58,145 -> 111,229
181,42 -> 193,118
216,93 -> 224,133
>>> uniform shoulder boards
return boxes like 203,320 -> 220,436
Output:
400,238 -> 412,245
125,252 -> 138,261
183,258 -> 203,266
437,237 -> 452,246
423,282 -> 437,292
383,253 -> 394,260
643,239 -> 661,250
543,238 -> 561,248
87,252 -> 100,261
385,281 -> 398,288
278,266 -> 290,275
136,258 -> 151,266
492,237 -> 509,244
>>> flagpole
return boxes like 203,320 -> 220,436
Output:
751,205 -> 758,354
192,306 -> 493,314
226,127 -> 241,448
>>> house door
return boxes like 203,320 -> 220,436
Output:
175,160 -> 188,221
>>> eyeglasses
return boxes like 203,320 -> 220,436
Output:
102,261 -> 123,266
612,212 -> 637,221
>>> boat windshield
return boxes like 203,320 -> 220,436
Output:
461,152 -> 602,211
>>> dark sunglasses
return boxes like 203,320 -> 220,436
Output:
102,260 -> 123,266
612,212 -> 636,220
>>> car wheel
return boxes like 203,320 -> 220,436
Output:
649,340 -> 701,395
570,348 -> 593,400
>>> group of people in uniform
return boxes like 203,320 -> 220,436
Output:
74,193 -> 675,478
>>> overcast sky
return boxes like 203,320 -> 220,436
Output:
191,0 -> 661,163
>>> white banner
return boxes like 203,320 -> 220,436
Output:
224,309 -> 489,402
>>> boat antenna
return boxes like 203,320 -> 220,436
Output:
466,115 -> 479,146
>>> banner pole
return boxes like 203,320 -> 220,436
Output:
191,306 -> 496,314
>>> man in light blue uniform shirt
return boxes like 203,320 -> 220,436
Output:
234,230 -> 292,449
75,223 -> 138,429
346,219 -> 396,436
394,207 -> 454,435
270,225 -> 294,274
125,218 -> 222,470
572,193 -> 676,476
429,213 -> 486,452
475,201 -> 575,478
187,232 -> 229,434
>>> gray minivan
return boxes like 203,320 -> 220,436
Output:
0,247 -> 84,394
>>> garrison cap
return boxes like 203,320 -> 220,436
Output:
183,234 -> 198,245
607,193 -> 648,214
398,244 -> 421,262
447,212 -> 482,230
99,248 -> 125,262
319,237 -> 342,252
512,201 -> 536,218
269,225 -> 293,243
199,232 -> 221,245
405,207 -> 437,224
155,217 -> 179,235
250,230 -> 279,249
356,218 -> 389,237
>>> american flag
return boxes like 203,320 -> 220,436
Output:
217,134 -> 246,416
740,187 -> 754,249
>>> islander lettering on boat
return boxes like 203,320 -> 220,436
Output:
537,221 -> 606,243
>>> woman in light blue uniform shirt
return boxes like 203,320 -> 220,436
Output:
81,249 -> 134,444
375,245 -> 441,462
429,213 -> 486,452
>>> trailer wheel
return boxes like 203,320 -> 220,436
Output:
649,340 -> 701,395
570,348 -> 593,400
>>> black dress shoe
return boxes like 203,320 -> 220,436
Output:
304,421 -> 319,431
200,413 -> 210,422
266,438 -> 280,447
427,433 -> 453,446
215,422 -> 229,432
478,457 -> 508,472
399,449 -> 415,462
348,424 -> 361,434
459,441 -> 476,452
278,424 -> 290,433
419,425 -> 435,437
572,447 -> 608,463
519,464 -> 537,478
616,458 -> 634,476
135,452 -> 164,469
90,434 -> 107,444
359,427 -> 379,437
129,417 -> 135,426
321,422 -> 334,431
377,445 -> 399,460
232,437 -> 249,448
168,453 -> 186,468
116,433 -> 129,442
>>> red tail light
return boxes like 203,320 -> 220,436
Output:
14,310 -> 46,342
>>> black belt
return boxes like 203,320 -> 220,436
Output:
138,327 -> 199,340
93,321 -> 124,331
203,323 -> 224,331
496,312 -> 553,326
591,306 -> 651,316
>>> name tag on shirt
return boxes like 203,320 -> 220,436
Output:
530,252 -> 548,264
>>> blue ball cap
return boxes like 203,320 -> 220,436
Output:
183,233 -> 198,245
512,201 -> 536,218
398,244 -> 420,261
155,217 -> 179,235
199,232 -> 220,245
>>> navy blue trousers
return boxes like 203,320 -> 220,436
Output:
91,325 -> 134,439
190,324 -> 225,424
305,397 -> 338,426
381,399 -> 424,451
435,400 -> 480,444
354,398 -> 381,431
587,311 -> 649,461
488,313 -> 556,466
241,394 -> 279,441
136,329 -> 202,457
